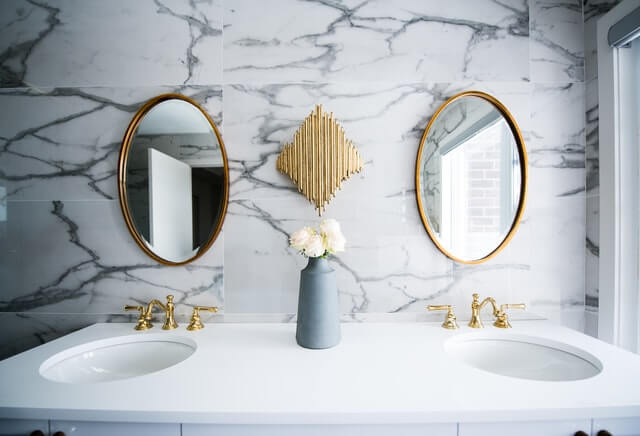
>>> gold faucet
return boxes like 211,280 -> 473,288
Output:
494,303 -> 526,328
123,305 -> 148,331
469,293 -> 498,328
427,305 -> 459,329
186,306 -> 219,331
469,293 -> 526,328
124,294 -> 178,330
162,295 -> 178,330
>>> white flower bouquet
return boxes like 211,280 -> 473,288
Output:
289,219 -> 346,258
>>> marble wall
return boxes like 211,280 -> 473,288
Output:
0,0 -> 589,359
583,0 -> 621,322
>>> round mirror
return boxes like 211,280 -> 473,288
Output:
415,91 -> 527,264
118,94 -> 228,265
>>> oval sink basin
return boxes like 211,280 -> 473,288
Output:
445,334 -> 602,382
40,334 -> 196,384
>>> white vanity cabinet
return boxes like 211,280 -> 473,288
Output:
593,417 -> 640,435
49,421 -> 180,436
183,421 -> 640,436
0,419 -> 48,436
182,423 -> 456,436
459,419 -> 592,435
4,418 -> 640,436
457,417 -> 640,435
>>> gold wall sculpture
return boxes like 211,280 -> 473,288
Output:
276,105 -> 363,215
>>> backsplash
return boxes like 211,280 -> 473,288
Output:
0,0 -> 588,359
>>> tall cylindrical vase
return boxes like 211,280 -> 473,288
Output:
296,257 -> 341,349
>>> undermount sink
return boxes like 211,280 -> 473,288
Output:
39,334 -> 196,384
445,333 -> 603,382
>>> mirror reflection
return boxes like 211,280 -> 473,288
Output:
417,93 -> 526,263
121,96 -> 227,264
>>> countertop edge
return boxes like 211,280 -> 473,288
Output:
3,406 -> 640,425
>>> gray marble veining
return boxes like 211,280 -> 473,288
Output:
583,0 -> 622,22
225,81 -> 531,202
224,0 -> 529,83
0,200 -> 224,314
0,312 -> 135,360
582,0 -> 621,309
0,86 -> 222,201
528,82 -> 585,203
0,0 -> 223,88
530,0 -> 584,82
0,0 -> 593,358
585,78 -> 599,194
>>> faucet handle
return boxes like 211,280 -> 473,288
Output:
187,306 -> 219,331
494,303 -> 526,328
124,304 -> 143,313
427,305 -> 459,330
124,305 -> 151,331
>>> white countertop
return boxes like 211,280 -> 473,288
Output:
1,321 -> 640,424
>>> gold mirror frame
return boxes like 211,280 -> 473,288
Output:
117,93 -> 229,266
415,91 -> 528,264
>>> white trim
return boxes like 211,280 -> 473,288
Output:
598,0 -> 640,351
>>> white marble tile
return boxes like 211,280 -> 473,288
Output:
585,247 -> 599,308
225,81 -> 531,203
583,1 -> 621,81
0,86 -> 222,201
508,196 -> 586,318
586,195 -> 600,249
0,0 -> 223,87
224,0 -> 529,83
223,195 -> 454,314
583,0 -> 622,22
441,203 -> 533,315
223,82 -> 430,202
0,0 -> 595,358
0,312 -> 133,360
222,191 -> 585,321
0,200 -> 224,314
586,195 -> 599,308
581,0 -> 621,313
584,17 -> 599,83
530,0 -> 584,82
586,78 -> 599,194
528,83 -> 585,205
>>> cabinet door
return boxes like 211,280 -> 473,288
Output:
459,419 -> 591,436
183,423 -> 456,436
49,421 -> 179,436
593,417 -> 640,436
0,419 -> 48,436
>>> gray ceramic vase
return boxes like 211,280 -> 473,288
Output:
296,256 -> 341,349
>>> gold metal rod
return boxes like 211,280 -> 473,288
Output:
275,105 -> 363,215
427,305 -> 451,311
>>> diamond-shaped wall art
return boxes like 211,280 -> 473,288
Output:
276,105 -> 363,215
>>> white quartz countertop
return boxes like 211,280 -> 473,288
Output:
1,321 -> 640,424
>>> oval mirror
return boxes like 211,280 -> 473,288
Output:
415,91 -> 527,264
118,94 -> 228,265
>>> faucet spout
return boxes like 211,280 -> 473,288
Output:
145,299 -> 167,319
469,293 -> 498,328
124,295 -> 180,331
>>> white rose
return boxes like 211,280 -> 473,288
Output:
304,234 -> 326,258
290,227 -> 315,251
319,218 -> 341,236
325,231 -> 346,253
